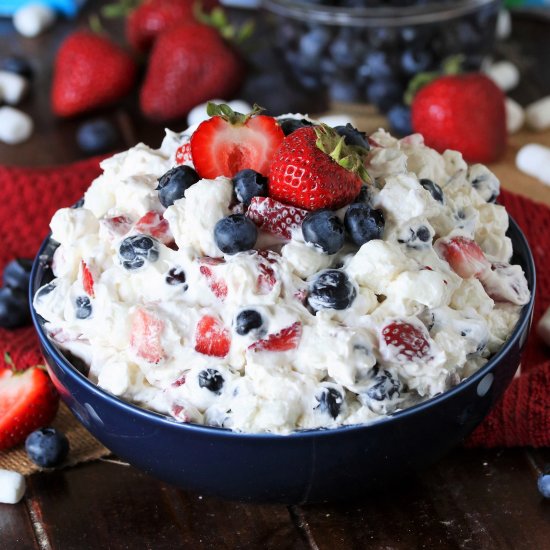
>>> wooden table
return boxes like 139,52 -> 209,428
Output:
1,3 -> 550,548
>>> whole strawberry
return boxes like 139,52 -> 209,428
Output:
140,23 -> 245,122
268,125 -> 369,211
52,31 -> 137,117
411,73 -> 506,163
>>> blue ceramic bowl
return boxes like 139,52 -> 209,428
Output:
30,217 -> 535,504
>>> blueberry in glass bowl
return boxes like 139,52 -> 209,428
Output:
262,0 -> 501,109
30,216 -> 534,504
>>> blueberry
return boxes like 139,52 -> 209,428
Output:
328,80 -> 361,103
165,267 -> 188,290
308,269 -> 357,311
538,473 -> 550,499
214,214 -> 257,255
3,258 -> 33,292
278,118 -> 314,136
72,197 -> 85,209
235,309 -> 263,336
397,225 -> 432,248
25,428 -> 69,468
366,79 -> 404,113
419,178 -> 444,203
334,123 -> 370,150
157,165 -> 200,208
315,386 -> 343,419
0,287 -> 30,329
233,169 -> 268,206
353,185 -> 372,204
198,368 -> 224,394
76,119 -> 119,155
35,282 -> 56,300
302,210 -> 345,255
75,296 -> 92,319
360,51 -> 394,80
298,27 -> 331,60
366,367 -> 401,401
329,30 -> 365,69
416,226 -> 431,242
0,55 -> 33,79
118,235 -> 159,270
344,203 -> 385,246
401,48 -> 434,75
387,104 -> 412,136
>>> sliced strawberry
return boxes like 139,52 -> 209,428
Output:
175,141 -> 193,165
199,260 -> 228,300
246,196 -> 308,240
135,211 -> 172,244
80,260 -> 95,298
257,261 -> 277,294
190,103 -> 284,179
0,367 -> 59,451
194,315 -> 231,357
171,404 -> 190,422
101,215 -> 133,237
435,236 -> 490,279
130,308 -> 165,363
380,320 -> 431,363
249,321 -> 302,352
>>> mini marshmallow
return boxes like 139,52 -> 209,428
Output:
525,96 -> 550,131
0,106 -> 33,144
496,9 -> 512,40
505,97 -> 525,134
187,99 -> 253,127
516,143 -> 550,186
537,306 -> 550,347
0,70 -> 28,105
13,3 -> 56,38
484,61 -> 520,92
0,469 -> 26,504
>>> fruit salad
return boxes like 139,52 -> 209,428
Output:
33,104 -> 530,434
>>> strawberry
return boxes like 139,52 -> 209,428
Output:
51,31 -> 137,117
268,125 -> 369,211
80,260 -> 95,297
140,24 -> 245,122
175,141 -> 193,165
130,307 -> 165,363
190,103 -> 284,179
249,322 -> 302,352
0,366 -> 59,451
194,315 -> 231,357
125,0 -> 220,53
101,215 -> 133,238
411,73 -> 506,163
246,196 -> 308,240
380,321 -> 431,364
134,211 -> 172,244
256,254 -> 277,294
435,236 -> 490,279
199,257 -> 228,300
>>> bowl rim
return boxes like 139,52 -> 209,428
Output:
262,0 -> 500,27
30,215 -> 535,441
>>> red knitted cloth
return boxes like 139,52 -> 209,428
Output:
0,159 -> 548,447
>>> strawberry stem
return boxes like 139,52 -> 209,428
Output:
101,0 -> 141,18
4,351 -> 13,367
194,3 -> 254,45
206,102 -> 264,125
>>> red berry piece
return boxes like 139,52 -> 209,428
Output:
130,308 -> 165,363
435,236 -> 490,279
101,215 -> 133,238
199,263 -> 228,300
246,196 -> 308,240
380,321 -> 431,363
175,141 -> 193,165
194,315 -> 231,357
249,322 -> 302,352
134,211 -> 172,244
80,260 -> 95,298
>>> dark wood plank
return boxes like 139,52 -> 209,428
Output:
0,501 -> 40,550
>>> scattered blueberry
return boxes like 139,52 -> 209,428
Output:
302,210 -> 345,255
165,267 -> 188,290
278,118 -> 314,136
76,119 -> 119,155
344,203 -> 385,246
0,287 -> 30,329
75,296 -> 92,319
0,55 -> 33,79
401,48 -> 434,75
25,428 -> 69,468
119,235 -> 159,270
2,258 -> 33,292
71,197 -> 85,209
298,27 -> 331,60
308,269 -> 357,311
235,309 -> 263,336
353,185 -> 372,204
538,473 -> 550,499
233,169 -> 268,206
214,214 -> 257,255
366,78 -> 404,113
315,386 -> 343,419
416,225 -> 431,242
387,104 -> 412,136
397,225 -> 432,248
366,367 -> 401,401
334,123 -> 370,150
198,368 -> 224,394
157,165 -> 200,208
328,80 -> 361,103
419,178 -> 444,203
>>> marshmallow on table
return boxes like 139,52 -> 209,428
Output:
516,143 -> 550,186
0,469 -> 26,504
484,61 -> 520,92
0,106 -> 33,144
187,99 -> 253,127
505,97 -> 525,134
13,2 -> 56,38
537,306 -> 550,347
526,96 -> 550,131
0,70 -> 28,105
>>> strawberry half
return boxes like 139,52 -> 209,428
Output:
194,315 -> 231,357
0,367 -> 59,451
134,211 -> 172,244
190,103 -> 285,179
268,124 -> 369,211
246,196 -> 308,240
380,320 -> 431,364
130,308 -> 165,363
249,321 -> 302,352
435,236 -> 490,279
175,141 -> 193,165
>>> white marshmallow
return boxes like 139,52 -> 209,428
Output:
0,71 -> 28,105
516,143 -> 550,186
537,306 -> 550,346
0,469 -> 26,504
187,99 -> 253,127
505,97 -> 524,134
525,96 -> 550,131
0,106 -> 33,144
484,61 -> 520,92
13,3 -> 56,37
496,9 -> 512,40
